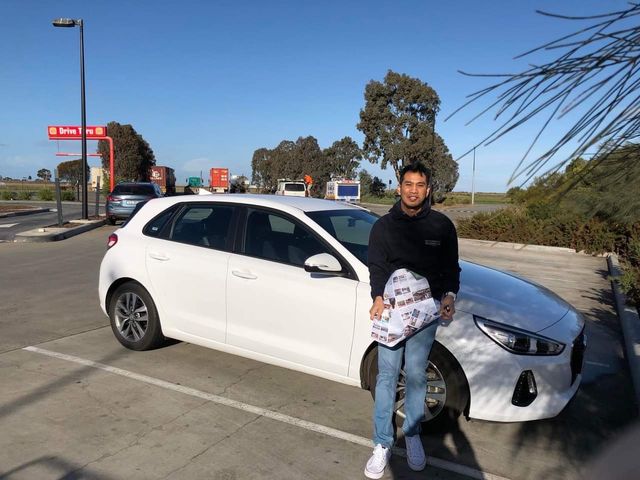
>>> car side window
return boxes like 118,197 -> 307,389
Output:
143,205 -> 178,238
170,204 -> 234,250
244,209 -> 327,266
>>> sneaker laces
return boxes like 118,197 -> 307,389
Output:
369,444 -> 389,470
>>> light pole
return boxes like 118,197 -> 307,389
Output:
53,17 -> 88,219
471,146 -> 476,205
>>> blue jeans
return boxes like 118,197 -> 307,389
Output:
373,322 -> 438,447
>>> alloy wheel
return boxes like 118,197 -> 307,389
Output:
114,292 -> 149,341
395,361 -> 447,420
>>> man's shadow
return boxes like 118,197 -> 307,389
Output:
386,414 -> 483,479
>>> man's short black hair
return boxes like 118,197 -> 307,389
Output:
399,162 -> 431,184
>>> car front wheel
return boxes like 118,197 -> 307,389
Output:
108,282 -> 165,351
364,342 -> 469,432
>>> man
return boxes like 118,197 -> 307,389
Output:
364,162 -> 460,479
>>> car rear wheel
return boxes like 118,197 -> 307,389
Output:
107,217 -> 116,225
365,342 -> 469,432
108,282 -> 165,350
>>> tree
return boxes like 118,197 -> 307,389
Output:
357,70 -> 458,193
323,136 -> 362,179
97,121 -> 156,184
37,168 -> 52,182
370,176 -> 386,197
57,159 -> 89,185
251,148 -> 274,191
359,169 -> 373,195
251,136 -> 331,196
448,4 -> 640,186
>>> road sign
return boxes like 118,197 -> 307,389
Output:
47,125 -> 107,139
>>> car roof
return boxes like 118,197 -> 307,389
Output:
144,194 -> 363,213
116,182 -> 155,186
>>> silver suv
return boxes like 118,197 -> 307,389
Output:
106,182 -> 162,225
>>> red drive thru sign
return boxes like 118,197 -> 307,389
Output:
48,125 -> 107,139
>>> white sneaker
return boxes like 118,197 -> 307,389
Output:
364,444 -> 391,479
405,434 -> 427,471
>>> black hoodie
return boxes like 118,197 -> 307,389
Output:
367,201 -> 461,300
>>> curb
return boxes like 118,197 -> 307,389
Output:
607,254 -> 640,408
459,237 -> 578,254
13,219 -> 107,243
0,208 -> 50,218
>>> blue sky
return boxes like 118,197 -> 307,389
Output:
0,0 -> 627,191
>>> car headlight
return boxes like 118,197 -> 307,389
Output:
474,316 -> 565,355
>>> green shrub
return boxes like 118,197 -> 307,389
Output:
1,191 -> 16,200
38,189 -> 54,201
17,191 -> 32,200
61,190 -> 76,201
458,207 -> 640,304
458,207 -> 622,254
360,194 -> 396,205
443,195 -> 471,206
619,263 -> 640,305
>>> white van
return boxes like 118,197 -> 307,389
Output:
275,179 -> 307,197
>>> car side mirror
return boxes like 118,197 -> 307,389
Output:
304,253 -> 343,274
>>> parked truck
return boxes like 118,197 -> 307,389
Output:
209,168 -> 229,193
187,176 -> 203,188
325,179 -> 360,203
150,166 -> 176,195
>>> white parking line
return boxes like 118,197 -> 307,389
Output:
585,360 -> 611,368
24,345 -> 511,480
0,223 -> 18,228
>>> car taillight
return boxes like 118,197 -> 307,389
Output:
106,195 -> 113,202
107,233 -> 118,249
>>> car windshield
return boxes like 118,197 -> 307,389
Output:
306,208 -> 378,264
284,183 -> 306,192
113,184 -> 156,196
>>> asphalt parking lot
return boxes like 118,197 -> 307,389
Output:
0,226 -> 636,479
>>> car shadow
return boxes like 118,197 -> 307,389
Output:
0,348 -> 127,420
0,455 -> 118,480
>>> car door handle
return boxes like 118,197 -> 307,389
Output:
232,270 -> 257,280
148,252 -> 170,261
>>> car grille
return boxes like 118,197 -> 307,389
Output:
570,328 -> 586,384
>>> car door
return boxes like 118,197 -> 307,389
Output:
145,203 -> 237,343
226,207 -> 357,376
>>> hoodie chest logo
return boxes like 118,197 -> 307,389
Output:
424,240 -> 441,247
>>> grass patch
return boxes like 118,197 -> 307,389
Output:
446,192 -> 509,204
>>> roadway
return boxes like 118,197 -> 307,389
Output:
0,201 -> 104,242
0,226 -> 634,479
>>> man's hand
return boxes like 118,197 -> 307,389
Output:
439,294 -> 456,321
370,296 -> 385,321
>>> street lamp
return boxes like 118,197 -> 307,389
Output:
53,17 -> 88,219
471,146 -> 476,205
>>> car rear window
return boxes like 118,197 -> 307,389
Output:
113,184 -> 156,196
284,183 -> 305,192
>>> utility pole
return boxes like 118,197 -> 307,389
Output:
471,146 -> 476,205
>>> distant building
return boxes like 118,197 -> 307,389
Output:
90,166 -> 106,190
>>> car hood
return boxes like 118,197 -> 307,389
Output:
457,260 -> 572,332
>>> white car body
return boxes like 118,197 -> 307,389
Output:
99,195 -> 585,423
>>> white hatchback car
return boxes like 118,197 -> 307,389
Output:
99,195 -> 586,430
